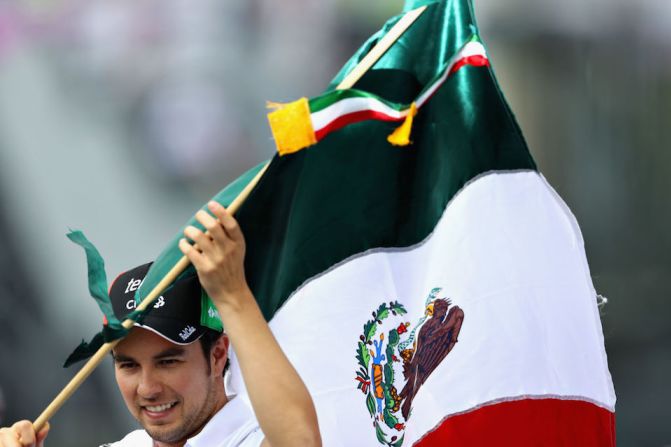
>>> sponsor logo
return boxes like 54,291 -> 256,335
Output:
354,288 -> 464,446
125,278 -> 144,294
126,296 -> 164,310
208,306 -> 220,319
179,325 -> 196,341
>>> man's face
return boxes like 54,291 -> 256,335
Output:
113,328 -> 227,445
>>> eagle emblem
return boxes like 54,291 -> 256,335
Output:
354,288 -> 464,446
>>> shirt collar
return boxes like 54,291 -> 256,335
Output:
185,396 -> 254,447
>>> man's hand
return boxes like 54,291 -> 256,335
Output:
0,421 -> 49,447
178,201 -> 251,309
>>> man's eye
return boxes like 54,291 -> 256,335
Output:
118,362 -> 137,369
159,359 -> 180,366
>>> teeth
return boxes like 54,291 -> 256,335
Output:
145,403 -> 174,412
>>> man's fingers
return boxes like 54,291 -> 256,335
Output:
0,421 -> 49,447
179,237 -> 219,275
35,423 -> 49,447
207,201 -> 243,243
194,210 -> 227,240
179,238 -> 205,266
183,225 -> 214,253
194,209 -> 231,249
10,421 -> 35,446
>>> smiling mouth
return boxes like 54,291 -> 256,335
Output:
142,402 -> 178,413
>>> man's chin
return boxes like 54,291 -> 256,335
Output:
143,423 -> 189,445
137,410 -> 187,444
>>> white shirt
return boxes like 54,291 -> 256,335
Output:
102,397 -> 264,447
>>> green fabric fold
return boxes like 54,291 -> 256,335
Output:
66,231 -> 122,330
63,231 -> 148,367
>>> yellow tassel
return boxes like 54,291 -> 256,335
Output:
387,102 -> 418,146
267,97 -> 317,156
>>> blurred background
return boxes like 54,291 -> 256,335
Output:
0,0 -> 668,445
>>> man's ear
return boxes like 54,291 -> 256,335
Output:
210,334 -> 229,375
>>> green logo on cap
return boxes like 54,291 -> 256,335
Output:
200,290 -> 224,332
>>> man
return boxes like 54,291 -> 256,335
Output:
0,202 -> 321,447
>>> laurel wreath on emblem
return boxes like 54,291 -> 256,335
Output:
355,288 -> 464,447
355,300 -> 409,447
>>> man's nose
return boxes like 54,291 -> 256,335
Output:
137,369 -> 163,398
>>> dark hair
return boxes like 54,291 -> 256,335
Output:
199,328 -> 230,376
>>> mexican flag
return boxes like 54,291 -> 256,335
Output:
138,0 -> 616,445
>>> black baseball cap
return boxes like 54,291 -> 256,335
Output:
109,262 -> 222,345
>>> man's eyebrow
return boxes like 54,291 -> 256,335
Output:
111,347 -> 186,363
112,353 -> 135,363
154,347 -> 186,360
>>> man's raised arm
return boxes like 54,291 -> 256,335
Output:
179,200 -> 322,447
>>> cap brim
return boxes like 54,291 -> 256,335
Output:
133,316 -> 205,345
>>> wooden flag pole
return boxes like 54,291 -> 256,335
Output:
336,5 -> 426,90
32,4 -> 427,433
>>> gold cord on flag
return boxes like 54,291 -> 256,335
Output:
387,102 -> 418,146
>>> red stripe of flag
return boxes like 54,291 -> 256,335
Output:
314,109 -> 404,141
414,398 -> 616,446
449,55 -> 490,76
